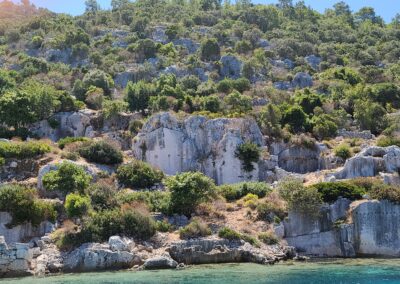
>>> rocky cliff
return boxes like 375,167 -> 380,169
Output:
283,198 -> 400,257
132,112 -> 270,185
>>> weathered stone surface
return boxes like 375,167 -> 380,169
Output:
133,112 -> 266,185
0,238 -> 35,277
143,256 -> 178,269
291,72 -> 313,89
173,38 -> 199,54
277,145 -> 321,174
63,243 -> 136,272
169,238 -> 292,265
108,236 -> 134,252
332,146 -> 400,180
351,200 -> 400,256
0,212 -> 54,244
337,129 -> 374,140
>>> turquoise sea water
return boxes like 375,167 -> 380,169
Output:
2,259 -> 400,284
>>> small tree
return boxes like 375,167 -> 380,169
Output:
42,162 -> 92,194
165,172 -> 216,216
200,38 -> 220,61
116,160 -> 164,189
65,193 -> 91,218
235,142 -> 261,172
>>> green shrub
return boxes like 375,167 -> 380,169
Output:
79,140 -> 123,165
179,218 -> 211,239
83,207 -> 156,243
0,141 -> 50,159
278,177 -> 322,217
200,38 -> 220,61
241,234 -> 260,247
155,220 -> 173,232
65,193 -> 91,218
217,182 -> 271,201
218,227 -> 241,240
0,157 -> 4,166
0,184 -> 56,227
116,190 -> 171,214
235,142 -> 261,172
258,232 -> 279,245
116,160 -> 164,189
377,135 -> 400,147
42,161 -> 92,194
58,137 -> 90,149
87,181 -> 118,211
369,185 -> 400,204
310,182 -> 365,203
165,172 -> 216,216
256,202 -> 286,223
334,144 -> 352,160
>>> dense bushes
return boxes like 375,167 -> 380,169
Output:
79,140 -> 123,165
0,184 -> 56,227
83,207 -> 156,243
217,182 -> 271,201
165,172 -> 216,216
0,141 -> 50,159
116,190 -> 171,214
310,182 -> 365,203
369,186 -> 400,204
218,227 -> 259,246
42,161 -> 92,194
116,160 -> 164,189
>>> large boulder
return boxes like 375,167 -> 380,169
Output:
291,72 -> 313,88
142,256 -> 178,269
132,112 -> 265,185
305,55 -> 321,70
63,243 -> 137,272
173,38 -> 199,54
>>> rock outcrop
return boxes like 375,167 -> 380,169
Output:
283,198 -> 400,257
0,212 -> 54,244
132,112 -> 271,185
63,242 -> 139,272
332,146 -> 400,180
220,55 -> 242,79
0,237 -> 35,277
143,256 -> 178,269
168,238 -> 294,265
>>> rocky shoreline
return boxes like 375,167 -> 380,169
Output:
0,235 -> 297,278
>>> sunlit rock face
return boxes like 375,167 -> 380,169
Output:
132,112 -> 266,185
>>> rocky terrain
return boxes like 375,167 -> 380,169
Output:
1,0 -> 400,279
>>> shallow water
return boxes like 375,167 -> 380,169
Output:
2,259 -> 400,284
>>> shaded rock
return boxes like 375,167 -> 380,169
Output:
220,55 -> 242,79
143,256 -> 178,269
173,38 -> 199,54
291,72 -> 313,89
305,55 -> 321,70
278,145 -> 321,174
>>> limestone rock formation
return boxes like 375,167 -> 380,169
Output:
0,212 -> 54,244
168,238 -> 294,264
291,72 -> 313,89
132,112 -> 269,185
63,243 -> 138,272
332,146 -> 400,180
283,198 -> 400,257
0,237 -> 35,277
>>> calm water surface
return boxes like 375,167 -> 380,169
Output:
2,259 -> 400,284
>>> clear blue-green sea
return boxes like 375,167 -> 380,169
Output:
2,259 -> 400,284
